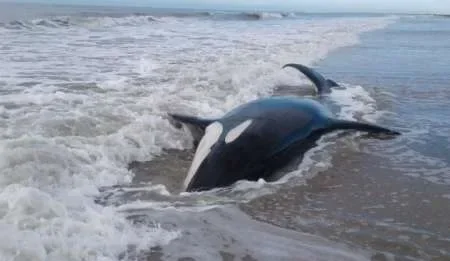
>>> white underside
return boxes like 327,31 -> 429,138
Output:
225,119 -> 253,144
183,121 -> 223,190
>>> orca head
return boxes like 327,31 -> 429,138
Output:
183,119 -> 254,192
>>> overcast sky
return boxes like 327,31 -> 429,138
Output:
8,0 -> 450,14
173,0 -> 448,13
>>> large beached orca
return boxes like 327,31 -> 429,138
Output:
170,64 -> 400,192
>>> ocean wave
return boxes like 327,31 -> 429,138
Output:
0,11 -> 298,30
227,11 -> 297,20
0,17 -> 75,30
146,10 -> 297,20
0,15 -> 161,30
433,14 -> 450,18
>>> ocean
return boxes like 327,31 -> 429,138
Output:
0,2 -> 449,261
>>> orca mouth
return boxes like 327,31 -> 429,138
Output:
182,119 -> 255,192
184,138 -> 248,192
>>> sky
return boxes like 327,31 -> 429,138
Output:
5,0 -> 450,14
177,0 -> 448,14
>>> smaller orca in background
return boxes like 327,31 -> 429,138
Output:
282,63 -> 339,94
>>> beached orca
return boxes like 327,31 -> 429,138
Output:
170,97 -> 400,192
282,63 -> 339,94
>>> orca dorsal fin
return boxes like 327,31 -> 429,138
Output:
282,63 -> 339,94
326,79 -> 339,87
168,113 -> 217,148
327,119 -> 401,136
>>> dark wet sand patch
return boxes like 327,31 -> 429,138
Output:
128,148 -> 194,194
272,84 -> 316,97
140,247 -> 259,261
126,205 -> 370,261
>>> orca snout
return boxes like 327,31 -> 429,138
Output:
182,119 -> 256,192
184,144 -> 226,192
183,121 -> 225,192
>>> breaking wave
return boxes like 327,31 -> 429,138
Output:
0,15 -> 161,30
230,11 -> 297,20
0,11 -> 301,30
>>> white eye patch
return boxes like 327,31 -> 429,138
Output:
183,121 -> 223,191
225,119 -> 253,144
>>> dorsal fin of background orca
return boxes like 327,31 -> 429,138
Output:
168,113 -> 216,148
282,63 -> 339,94
327,119 -> 401,136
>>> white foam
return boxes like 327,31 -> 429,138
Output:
329,84 -> 381,121
0,184 -> 179,261
0,13 -> 398,261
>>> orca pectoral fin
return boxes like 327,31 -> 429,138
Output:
282,63 -> 339,94
168,113 -> 217,148
328,119 -> 401,137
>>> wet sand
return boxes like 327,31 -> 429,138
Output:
122,138 -> 450,261
129,149 -> 194,194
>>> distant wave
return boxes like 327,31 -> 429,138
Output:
5,18 -> 69,30
0,11 -> 299,30
236,12 -> 293,20
433,14 -> 450,18
153,10 -> 297,20
0,15 -> 161,30
205,11 -> 298,21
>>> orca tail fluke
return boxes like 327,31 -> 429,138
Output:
327,119 -> 401,136
282,63 -> 339,94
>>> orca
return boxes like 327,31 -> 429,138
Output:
169,97 -> 400,192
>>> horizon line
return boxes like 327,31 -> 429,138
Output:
0,0 -> 446,15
